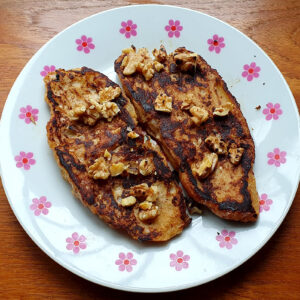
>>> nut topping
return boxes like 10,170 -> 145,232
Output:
229,144 -> 244,165
139,201 -> 153,210
110,162 -> 126,177
189,106 -> 209,125
181,96 -> 193,110
88,157 -> 110,180
152,46 -> 167,62
139,158 -> 155,176
127,131 -> 140,139
154,93 -> 172,113
121,196 -> 137,207
138,205 -> 159,221
104,149 -> 111,160
99,102 -> 120,122
213,102 -> 234,117
98,86 -> 121,103
205,134 -> 227,155
130,183 -> 149,198
174,50 -> 197,72
192,152 -> 218,179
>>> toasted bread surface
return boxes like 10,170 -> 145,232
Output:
44,67 -> 190,241
115,46 -> 259,222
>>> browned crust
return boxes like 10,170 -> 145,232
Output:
45,67 -> 190,241
115,47 -> 259,222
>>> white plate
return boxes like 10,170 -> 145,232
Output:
1,4 -> 299,293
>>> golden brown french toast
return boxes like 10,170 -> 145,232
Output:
44,67 -> 190,241
115,46 -> 259,222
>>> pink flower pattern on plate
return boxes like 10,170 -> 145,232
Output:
30,196 -> 51,216
170,250 -> 190,271
119,20 -> 137,38
75,35 -> 95,54
165,19 -> 183,38
207,34 -> 225,53
216,230 -> 238,249
242,62 -> 261,81
66,232 -> 87,254
19,105 -> 39,124
115,252 -> 137,272
267,148 -> 286,167
40,65 -> 56,77
15,152 -> 36,170
263,103 -> 283,120
259,193 -> 273,212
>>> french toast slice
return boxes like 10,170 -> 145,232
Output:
44,67 -> 190,241
115,46 -> 259,222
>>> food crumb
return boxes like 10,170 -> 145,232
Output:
255,105 -> 261,110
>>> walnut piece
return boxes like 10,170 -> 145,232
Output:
229,144 -> 244,165
181,97 -> 193,110
153,61 -> 164,72
139,201 -> 153,210
190,106 -> 209,125
174,51 -> 197,72
213,102 -> 234,117
141,62 -> 155,81
130,183 -> 149,198
110,162 -> 126,177
88,157 -> 110,180
99,102 -> 120,121
104,149 -> 111,160
205,134 -> 227,155
139,159 -> 155,176
138,205 -> 159,221
121,196 -> 137,207
122,47 -> 156,81
154,93 -> 172,113
152,46 -> 167,62
146,185 -> 158,202
127,131 -> 139,139
98,86 -> 121,103
192,152 -> 218,179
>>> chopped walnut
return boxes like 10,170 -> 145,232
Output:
122,47 -> 155,80
192,152 -> 218,179
205,134 -> 227,155
127,131 -> 139,139
121,196 -> 137,207
98,86 -> 121,103
174,51 -> 197,72
138,205 -> 159,221
181,97 -> 193,110
88,157 -> 110,180
139,158 -> 155,176
190,106 -> 209,125
229,144 -> 244,165
99,102 -> 120,121
154,93 -> 172,113
139,201 -> 153,210
153,61 -> 164,72
152,46 -> 167,62
130,183 -> 149,198
213,102 -> 234,117
142,62 -> 155,81
121,55 -> 128,67
146,185 -> 158,202
110,162 -> 126,177
104,149 -> 111,160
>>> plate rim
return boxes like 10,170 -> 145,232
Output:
0,4 -> 300,293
